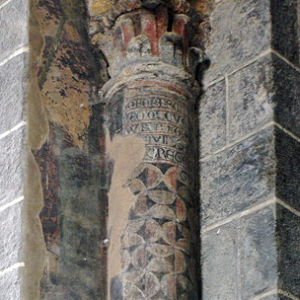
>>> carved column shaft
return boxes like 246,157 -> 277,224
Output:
90,3 -> 203,299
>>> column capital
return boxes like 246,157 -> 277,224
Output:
89,3 -> 205,80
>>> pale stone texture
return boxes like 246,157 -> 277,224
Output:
0,0 -> 27,298
0,202 -> 23,270
0,0 -> 28,61
228,55 -> 274,142
0,267 -> 21,300
240,206 -> 277,299
203,0 -> 271,84
202,221 -> 238,300
0,54 -> 26,134
0,128 -> 24,207
201,127 -> 276,227
200,80 -> 226,157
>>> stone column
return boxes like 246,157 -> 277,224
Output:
89,2 -> 203,299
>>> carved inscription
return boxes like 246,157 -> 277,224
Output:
124,87 -> 193,167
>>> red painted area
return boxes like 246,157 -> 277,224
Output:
156,6 -> 169,47
121,21 -> 135,49
141,9 -> 159,55
173,15 -> 188,38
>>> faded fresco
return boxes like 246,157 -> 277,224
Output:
29,0 -> 208,299
89,2 -> 205,299
30,0 -> 109,299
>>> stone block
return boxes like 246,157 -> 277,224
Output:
274,56 -> 300,139
0,128 -> 24,207
277,204 -> 300,298
201,221 -> 238,300
275,127 -> 300,212
203,0 -> 271,84
240,205 -> 277,299
0,54 -> 26,134
0,0 -> 28,61
271,0 -> 299,66
200,127 -> 275,226
0,268 -> 21,300
201,127 -> 275,227
228,55 -> 274,142
200,79 -> 226,158
0,201 -> 23,270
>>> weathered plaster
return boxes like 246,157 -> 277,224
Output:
106,131 -> 146,300
22,1 -> 50,298
26,0 -> 109,299
23,151 -> 47,300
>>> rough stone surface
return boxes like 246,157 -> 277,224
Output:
274,56 -> 300,139
202,221 -> 238,300
0,0 -> 28,61
201,127 -> 276,227
277,204 -> 300,298
260,296 -> 278,300
204,0 -> 271,83
275,127 -> 300,212
271,0 -> 299,66
0,268 -> 21,300
0,202 -> 23,270
255,292 -> 295,299
240,205 -> 277,299
0,128 -> 24,207
228,55 -> 274,142
200,79 -> 226,158
0,54 -> 26,134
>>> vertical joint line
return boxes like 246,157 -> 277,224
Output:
225,74 -> 230,144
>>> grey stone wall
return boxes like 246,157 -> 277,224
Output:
0,0 -> 28,299
0,0 -> 299,299
200,0 -> 300,299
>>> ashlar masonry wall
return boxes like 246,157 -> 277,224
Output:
0,1 -> 300,300
200,0 -> 300,299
